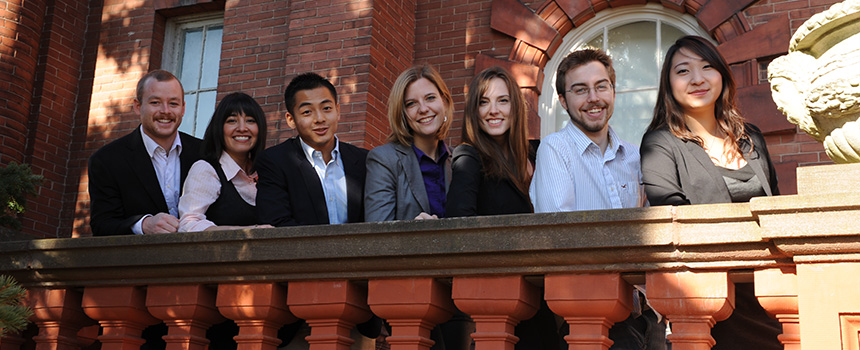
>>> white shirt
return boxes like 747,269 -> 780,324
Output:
299,137 -> 347,224
530,122 -> 646,212
177,152 -> 258,232
133,126 -> 182,234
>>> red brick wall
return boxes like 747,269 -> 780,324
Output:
415,0 -> 516,146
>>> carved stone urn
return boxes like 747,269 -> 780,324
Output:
768,0 -> 860,163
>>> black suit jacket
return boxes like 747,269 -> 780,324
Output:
88,128 -> 202,236
256,137 -> 369,226
640,123 -> 778,206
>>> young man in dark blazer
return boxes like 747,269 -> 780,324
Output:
256,72 -> 369,227
88,69 -> 202,236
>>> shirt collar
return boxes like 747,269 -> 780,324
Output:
218,151 -> 243,179
563,122 -> 624,156
299,136 -> 340,163
140,125 -> 182,157
411,140 -> 449,163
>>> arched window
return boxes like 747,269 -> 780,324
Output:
539,4 -> 712,145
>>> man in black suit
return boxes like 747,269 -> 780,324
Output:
88,69 -> 202,236
256,72 -> 368,226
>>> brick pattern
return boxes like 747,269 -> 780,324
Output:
18,0 -> 90,238
219,0 -> 292,146
744,0 -> 835,34
415,0 -> 516,145
0,0 -> 44,166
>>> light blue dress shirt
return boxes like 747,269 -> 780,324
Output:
299,137 -> 347,224
530,122 -> 646,212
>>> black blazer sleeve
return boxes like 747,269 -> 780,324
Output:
88,146 -> 143,236
747,124 -> 779,196
255,143 -> 301,227
446,144 -> 482,217
640,129 -> 691,206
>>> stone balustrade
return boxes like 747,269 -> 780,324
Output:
2,163 -> 860,350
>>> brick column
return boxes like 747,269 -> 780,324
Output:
28,288 -> 94,350
755,268 -> 799,350
146,285 -> 225,350
646,271 -> 734,350
0,0 -> 45,165
287,281 -> 373,350
452,276 -> 539,350
82,286 -> 160,350
368,278 -> 455,350
217,283 -> 297,350
545,273 -> 633,350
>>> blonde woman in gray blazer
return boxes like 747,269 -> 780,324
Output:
364,64 -> 454,222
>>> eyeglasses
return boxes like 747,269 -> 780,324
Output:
565,82 -> 613,96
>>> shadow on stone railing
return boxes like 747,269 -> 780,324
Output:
2,163 -> 860,350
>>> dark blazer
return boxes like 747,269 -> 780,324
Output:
364,142 -> 452,222
256,137 -> 369,226
640,123 -> 778,206
446,141 -> 538,217
88,128 -> 202,236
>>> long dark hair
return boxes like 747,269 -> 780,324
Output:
201,92 -> 268,171
649,35 -> 747,160
462,66 -> 531,196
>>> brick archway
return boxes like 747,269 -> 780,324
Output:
479,0 -> 795,138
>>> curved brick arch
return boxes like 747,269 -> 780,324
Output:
486,0 -> 769,95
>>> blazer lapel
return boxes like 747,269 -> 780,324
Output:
291,139 -> 330,224
341,143 -> 367,223
683,139 -> 730,194
127,129 -> 168,212
395,143 -> 431,213
742,139 -> 773,196
178,133 -> 197,186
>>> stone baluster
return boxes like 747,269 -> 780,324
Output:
82,286 -> 161,350
646,271 -> 734,350
29,288 -> 94,350
217,283 -> 297,350
368,278 -> 455,350
452,276 -> 539,350
755,268 -> 799,350
76,325 -> 100,349
545,273 -> 633,350
287,280 -> 373,350
146,285 -> 225,350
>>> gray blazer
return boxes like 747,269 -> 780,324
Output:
640,123 -> 778,206
364,142 -> 452,221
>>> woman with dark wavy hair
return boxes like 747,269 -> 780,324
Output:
641,35 -> 781,349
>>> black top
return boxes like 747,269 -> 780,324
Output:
205,160 -> 257,226
641,123 -> 778,206
446,140 -> 538,217
716,164 -> 765,203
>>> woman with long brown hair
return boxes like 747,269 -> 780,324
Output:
641,35 -> 781,349
446,66 -> 536,216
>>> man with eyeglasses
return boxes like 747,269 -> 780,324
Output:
529,48 -> 661,350
530,47 -> 646,212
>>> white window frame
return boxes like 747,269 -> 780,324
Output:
162,13 -> 224,138
539,3 -> 712,138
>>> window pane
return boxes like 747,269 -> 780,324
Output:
611,90 -> 657,145
180,29 -> 204,90
195,90 -> 217,138
180,93 -> 198,136
587,33 -> 603,50
608,21 -> 657,91
660,23 -> 686,65
200,26 -> 222,89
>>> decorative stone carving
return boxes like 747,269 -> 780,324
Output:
768,0 -> 860,163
